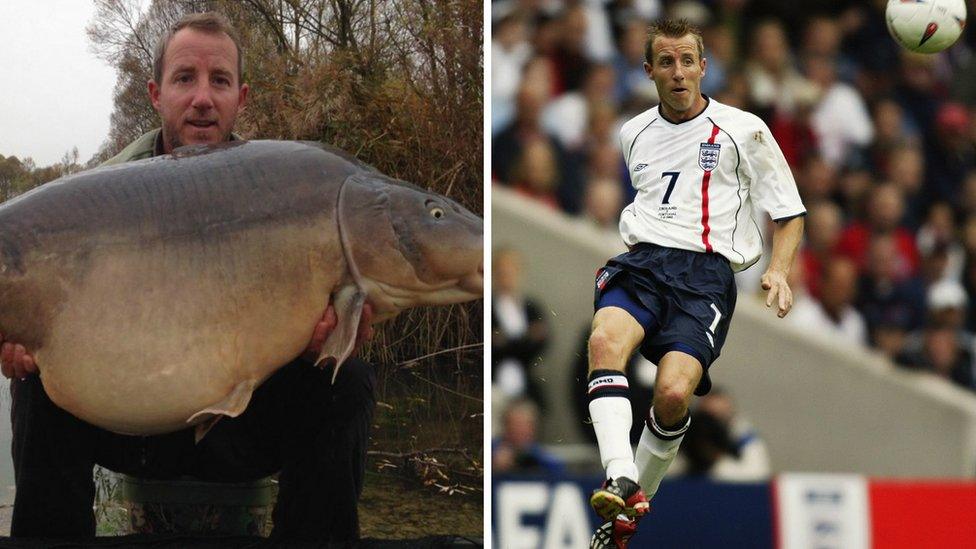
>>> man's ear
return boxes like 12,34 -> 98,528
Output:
148,79 -> 161,111
237,83 -> 249,111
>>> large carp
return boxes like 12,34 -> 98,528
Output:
0,140 -> 482,438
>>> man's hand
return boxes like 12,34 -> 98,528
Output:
0,335 -> 37,379
761,270 -> 793,318
301,302 -> 375,362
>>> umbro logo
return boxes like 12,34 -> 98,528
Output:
634,163 -> 648,173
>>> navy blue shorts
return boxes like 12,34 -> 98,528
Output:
593,243 -> 737,396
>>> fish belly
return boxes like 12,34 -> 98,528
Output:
36,221 -> 340,435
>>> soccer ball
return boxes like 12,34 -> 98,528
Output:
886,0 -> 967,54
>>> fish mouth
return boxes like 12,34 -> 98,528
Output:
369,272 -> 483,312
459,262 -> 484,296
458,273 -> 485,299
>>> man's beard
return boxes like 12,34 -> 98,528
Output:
161,119 -> 230,153
161,118 -> 185,153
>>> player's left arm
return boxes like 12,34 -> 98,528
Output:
744,115 -> 806,319
762,215 -> 804,318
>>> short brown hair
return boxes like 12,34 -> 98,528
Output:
152,12 -> 244,86
644,19 -> 705,65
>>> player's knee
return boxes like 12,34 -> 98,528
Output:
588,328 -> 628,371
653,380 -> 693,422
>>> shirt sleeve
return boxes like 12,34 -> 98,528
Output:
744,119 -> 806,221
620,120 -> 634,166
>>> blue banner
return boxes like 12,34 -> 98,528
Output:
492,475 -> 773,548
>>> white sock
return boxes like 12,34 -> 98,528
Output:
588,371 -> 638,480
635,407 -> 690,499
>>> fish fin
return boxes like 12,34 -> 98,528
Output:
194,416 -> 223,444
317,286 -> 366,384
186,379 -> 256,442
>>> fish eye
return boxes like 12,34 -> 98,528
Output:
430,207 -> 445,219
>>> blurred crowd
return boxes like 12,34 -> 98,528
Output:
491,0 -> 976,395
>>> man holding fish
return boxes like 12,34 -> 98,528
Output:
0,12 -> 378,543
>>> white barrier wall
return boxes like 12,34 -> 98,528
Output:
492,187 -> 976,477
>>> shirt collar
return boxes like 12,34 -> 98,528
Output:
657,94 -> 711,126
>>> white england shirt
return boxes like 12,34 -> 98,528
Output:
619,97 -> 806,272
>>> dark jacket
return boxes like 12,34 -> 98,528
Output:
100,129 -> 242,166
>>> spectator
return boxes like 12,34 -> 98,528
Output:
700,23 -> 735,97
676,388 -> 773,482
521,55 -> 558,101
677,411 -> 738,477
894,51 -> 941,138
580,0 -> 616,62
492,12 -> 533,133
493,399 -> 566,475
605,0 -> 662,36
797,155 -> 838,204
789,257 -> 867,347
837,183 -> 920,278
587,141 -> 625,186
801,15 -> 854,80
744,19 -> 820,121
510,137 -> 561,209
543,63 -> 618,151
493,82 -> 551,183
873,314 -> 913,362
926,279 -> 971,331
492,248 -> 550,406
531,12 -> 563,69
799,200 -> 844,299
898,324 -> 976,392
858,232 -> 927,344
925,103 -> 976,205
870,97 -> 918,172
667,0 -> 711,28
770,89 -> 822,169
581,176 -> 624,232
916,202 -> 964,284
713,71 -> 751,110
835,167 -> 874,221
693,388 -> 771,482
548,3 -> 593,94
585,100 -> 622,151
806,55 -> 874,169
838,1 -> 902,98
885,144 -> 926,229
744,18 -> 792,112
613,19 -> 658,109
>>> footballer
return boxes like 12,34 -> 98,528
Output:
586,18 -> 806,548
